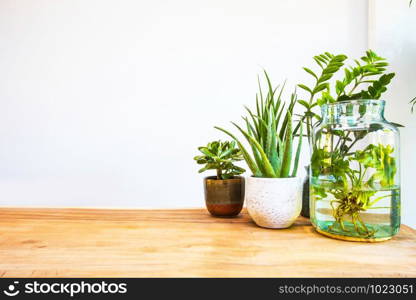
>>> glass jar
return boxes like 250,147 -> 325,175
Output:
310,99 -> 400,242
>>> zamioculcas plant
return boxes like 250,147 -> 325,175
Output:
215,72 -> 303,178
297,50 -> 396,143
296,50 -> 399,218
299,50 -> 402,240
194,140 -> 245,180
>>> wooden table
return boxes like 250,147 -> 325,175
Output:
0,208 -> 415,277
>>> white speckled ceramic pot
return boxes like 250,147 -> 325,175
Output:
245,176 -> 302,229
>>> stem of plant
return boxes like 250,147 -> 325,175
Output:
344,137 -> 360,154
348,75 -> 364,96
338,131 -> 351,153
217,169 -> 222,180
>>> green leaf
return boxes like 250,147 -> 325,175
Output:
335,80 -> 345,95
323,66 -> 341,74
231,122 -> 277,177
313,57 -> 324,69
313,83 -> 328,94
303,67 -> 318,80
291,121 -> 303,177
215,126 -> 260,176
298,84 -> 312,94
297,100 -> 310,109
245,118 -> 267,175
315,55 -> 327,65
198,147 -> 214,157
269,117 -> 280,175
280,112 -> 293,177
195,139 -> 246,178
333,54 -> 348,62
265,110 -> 273,159
344,68 -> 352,82
317,73 -> 333,84
324,52 -> 333,59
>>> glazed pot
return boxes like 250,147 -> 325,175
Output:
245,176 -> 302,228
203,176 -> 244,217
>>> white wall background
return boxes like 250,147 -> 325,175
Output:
0,0 -> 413,226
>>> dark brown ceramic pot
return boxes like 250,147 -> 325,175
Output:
203,176 -> 245,217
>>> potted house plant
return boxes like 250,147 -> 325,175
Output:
297,50 -> 401,241
216,72 -> 304,228
194,140 -> 246,217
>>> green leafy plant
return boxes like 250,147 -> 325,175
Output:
194,140 -> 245,180
296,53 -> 347,143
215,72 -> 303,178
298,50 -> 400,238
311,136 -> 397,237
297,50 -> 395,142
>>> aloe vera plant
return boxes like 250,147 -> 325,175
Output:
215,72 -> 303,178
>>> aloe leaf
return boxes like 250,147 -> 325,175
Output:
265,109 -> 273,159
257,76 -> 264,117
264,70 -> 276,104
279,94 -> 296,141
279,110 -> 290,141
244,106 -> 260,138
273,97 -> 281,119
291,121 -> 303,177
244,118 -> 267,175
231,122 -> 277,177
243,116 -> 259,142
272,86 -> 279,112
276,102 -> 285,130
276,137 -> 284,176
277,81 -> 286,102
280,112 -> 293,177
251,146 -> 266,176
270,118 -> 280,174
255,94 -> 261,119
214,126 -> 261,176
253,115 -> 269,149
272,82 -> 284,114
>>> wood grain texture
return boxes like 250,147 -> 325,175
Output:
0,208 -> 415,278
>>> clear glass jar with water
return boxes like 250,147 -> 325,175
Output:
310,99 -> 400,242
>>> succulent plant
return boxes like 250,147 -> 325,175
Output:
194,140 -> 245,180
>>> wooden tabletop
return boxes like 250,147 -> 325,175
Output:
0,208 -> 415,277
